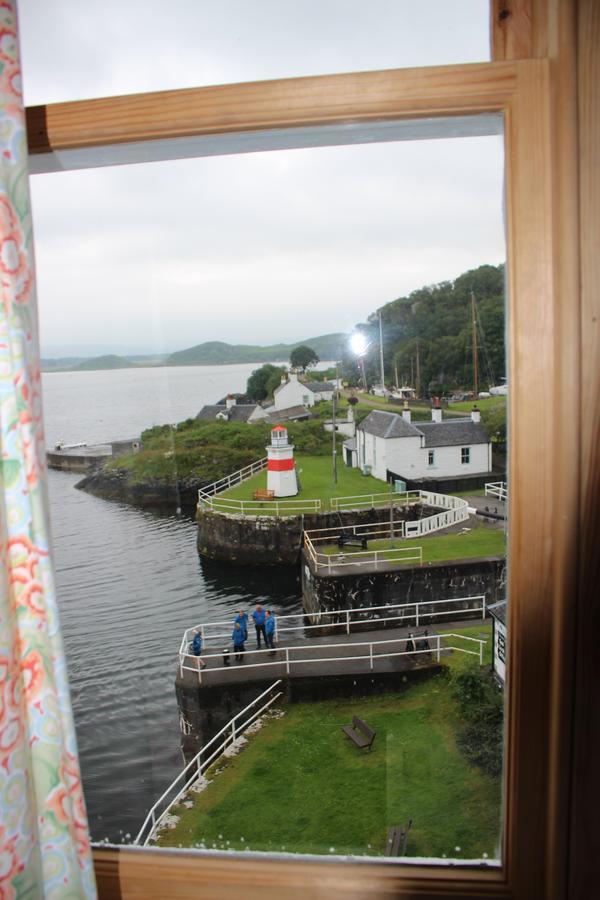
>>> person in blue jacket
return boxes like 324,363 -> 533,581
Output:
235,609 -> 249,642
252,604 -> 267,649
265,610 -> 276,650
191,630 -> 206,669
232,622 -> 245,661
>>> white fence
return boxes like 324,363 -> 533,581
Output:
180,595 -> 487,659
199,492 -> 322,516
179,631 -> 488,685
199,456 -> 268,497
331,490 -> 420,511
303,526 -> 423,573
405,490 -> 470,537
134,680 -> 284,847
485,481 -> 507,502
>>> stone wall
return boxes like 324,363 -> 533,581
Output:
196,503 -> 433,566
301,554 -> 506,622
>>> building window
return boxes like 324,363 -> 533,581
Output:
461,447 -> 470,464
428,450 -> 435,466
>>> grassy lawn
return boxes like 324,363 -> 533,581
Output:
319,522 -> 506,563
350,393 -> 466,419
448,397 -> 506,414
220,454 -> 386,506
157,664 -> 501,858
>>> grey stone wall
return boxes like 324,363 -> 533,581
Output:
301,554 -> 506,623
196,503 -> 433,566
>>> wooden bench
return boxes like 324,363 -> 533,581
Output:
385,818 -> 413,857
337,532 -> 368,550
341,715 -> 376,751
253,489 -> 275,501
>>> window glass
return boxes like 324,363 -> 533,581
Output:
18,0 -> 490,106
31,127 -> 508,861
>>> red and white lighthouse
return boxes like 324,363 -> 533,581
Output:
267,425 -> 298,497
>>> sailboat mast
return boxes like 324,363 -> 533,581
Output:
415,338 -> 421,399
471,291 -> 479,398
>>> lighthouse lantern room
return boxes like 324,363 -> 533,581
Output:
267,425 -> 298,497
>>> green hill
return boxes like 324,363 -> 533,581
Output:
71,354 -> 135,371
165,333 -> 346,366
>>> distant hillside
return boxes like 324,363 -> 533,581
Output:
71,355 -> 135,371
41,357 -> 85,369
165,333 -> 346,366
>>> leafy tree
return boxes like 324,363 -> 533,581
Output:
290,344 -> 319,371
246,364 -> 286,401
480,400 -> 507,444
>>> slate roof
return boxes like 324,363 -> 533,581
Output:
358,410 -> 422,439
264,405 -> 310,423
343,437 -> 357,451
358,410 -> 490,446
414,421 -> 490,447
304,381 -> 335,393
195,404 -> 260,423
488,599 -> 507,625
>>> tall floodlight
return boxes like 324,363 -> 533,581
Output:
378,311 -> 385,390
350,331 -> 369,392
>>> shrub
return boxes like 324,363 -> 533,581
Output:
451,667 -> 504,777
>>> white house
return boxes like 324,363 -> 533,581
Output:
273,372 -> 335,410
354,404 -> 492,482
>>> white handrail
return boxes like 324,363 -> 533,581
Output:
199,494 -> 322,515
485,481 -> 507,502
331,490 -> 420,511
134,680 -> 283,847
179,632 -> 487,682
198,457 -> 268,499
179,594 -> 488,655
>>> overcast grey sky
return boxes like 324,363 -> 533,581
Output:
18,1 -> 505,357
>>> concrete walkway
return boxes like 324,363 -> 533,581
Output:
179,618 -> 488,689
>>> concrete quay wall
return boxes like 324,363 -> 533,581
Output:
196,503 -> 432,566
301,554 -> 506,622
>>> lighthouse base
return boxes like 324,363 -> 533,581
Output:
267,468 -> 298,497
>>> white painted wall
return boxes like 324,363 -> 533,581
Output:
274,379 -> 314,409
357,431 -> 491,481
323,419 -> 356,437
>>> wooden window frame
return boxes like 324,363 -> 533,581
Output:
25,1 -> 598,897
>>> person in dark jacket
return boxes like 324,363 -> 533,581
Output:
405,632 -> 415,654
265,610 -> 276,650
235,610 -> 249,642
232,622 -> 245,662
252,604 -> 267,649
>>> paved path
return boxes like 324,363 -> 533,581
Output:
178,618 -> 489,689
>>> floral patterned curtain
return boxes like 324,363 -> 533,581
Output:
0,2 -> 96,896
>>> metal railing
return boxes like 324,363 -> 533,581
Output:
303,532 -> 423,572
179,595 -> 487,660
179,632 -> 488,686
331,489 -> 420,511
134,680 -> 284,847
199,457 -> 268,498
485,481 -> 507,502
198,492 -> 321,516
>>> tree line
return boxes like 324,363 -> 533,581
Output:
340,263 -> 505,396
